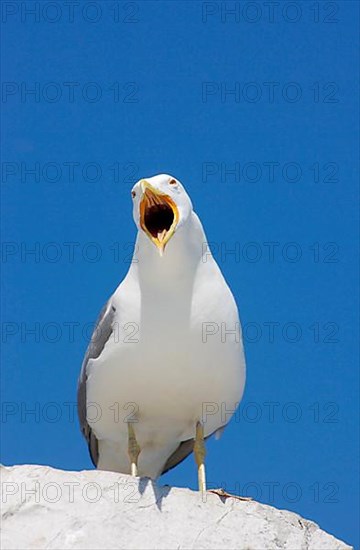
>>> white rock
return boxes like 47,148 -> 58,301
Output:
0,464 -> 352,550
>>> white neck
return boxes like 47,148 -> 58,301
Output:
124,211 -> 218,338
131,211 -> 209,290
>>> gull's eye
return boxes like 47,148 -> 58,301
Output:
169,178 -> 177,185
131,190 -> 136,198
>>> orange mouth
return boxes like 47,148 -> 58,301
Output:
139,183 -> 179,254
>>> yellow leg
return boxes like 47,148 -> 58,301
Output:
194,421 -> 206,494
127,422 -> 140,476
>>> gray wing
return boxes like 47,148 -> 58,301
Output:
77,299 -> 116,467
161,427 -> 222,476
161,439 -> 195,475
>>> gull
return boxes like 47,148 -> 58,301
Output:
77,174 -> 246,493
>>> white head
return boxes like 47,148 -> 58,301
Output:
131,174 -> 193,255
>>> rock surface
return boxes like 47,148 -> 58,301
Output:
0,464 -> 352,550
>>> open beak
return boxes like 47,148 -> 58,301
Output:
139,180 -> 179,255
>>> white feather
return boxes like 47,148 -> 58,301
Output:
86,174 -> 246,478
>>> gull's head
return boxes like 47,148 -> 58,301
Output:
131,174 -> 193,255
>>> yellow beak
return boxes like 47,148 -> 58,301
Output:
139,180 -> 179,255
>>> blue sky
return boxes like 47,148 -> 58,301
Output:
1,1 -> 359,547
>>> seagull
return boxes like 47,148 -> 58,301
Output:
77,174 -> 246,493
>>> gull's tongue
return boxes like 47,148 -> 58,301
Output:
157,229 -> 167,242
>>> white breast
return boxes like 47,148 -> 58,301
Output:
86,213 -> 246,478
